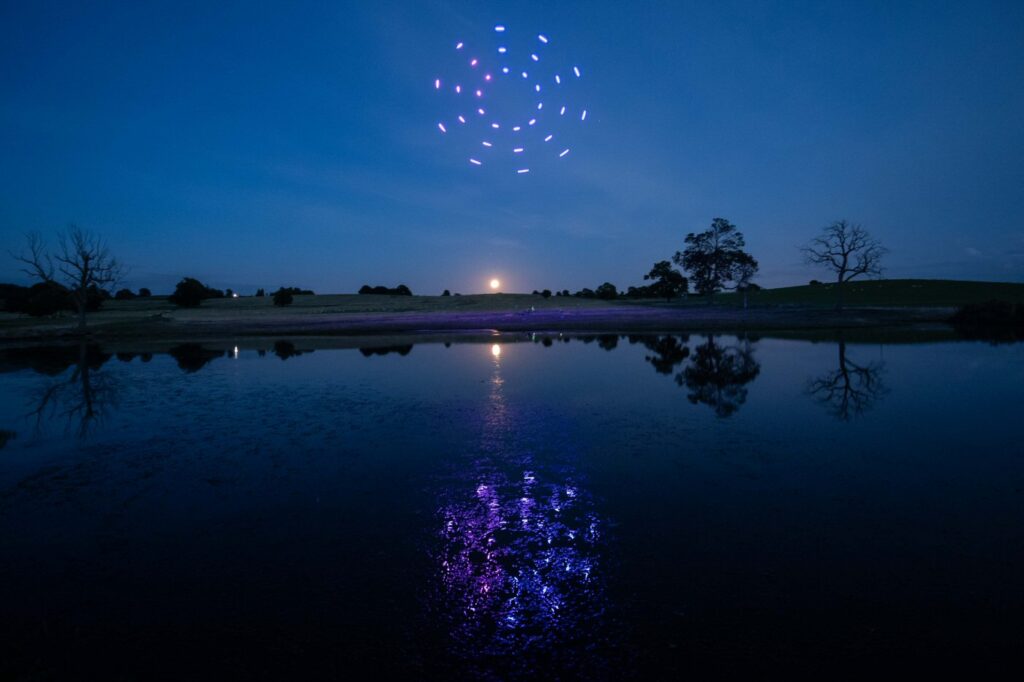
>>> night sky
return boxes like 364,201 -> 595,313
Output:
2,1 -> 1022,294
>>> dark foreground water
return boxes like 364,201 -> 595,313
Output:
1,333 -> 1022,679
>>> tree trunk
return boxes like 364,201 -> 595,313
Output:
835,274 -> 845,311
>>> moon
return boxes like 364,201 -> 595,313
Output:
489,278 -> 500,290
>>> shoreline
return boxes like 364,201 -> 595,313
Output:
0,303 -> 959,345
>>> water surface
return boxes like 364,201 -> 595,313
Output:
1,333 -> 1022,678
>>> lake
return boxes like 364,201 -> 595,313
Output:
1,332 -> 1022,678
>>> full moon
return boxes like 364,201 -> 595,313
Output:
489,278 -> 500,290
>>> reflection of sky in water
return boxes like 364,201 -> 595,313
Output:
433,344 -> 609,676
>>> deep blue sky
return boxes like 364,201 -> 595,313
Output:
2,1 -> 1022,294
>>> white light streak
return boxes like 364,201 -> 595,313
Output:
559,148 -> 569,157
491,122 -> 500,128
544,134 -> 553,141
531,54 -> 539,62
537,102 -> 543,109
528,118 -> 536,125
512,126 -> 521,131
502,67 -> 509,74
581,109 -> 587,121
573,66 -> 581,77
438,122 -> 447,133
458,115 -> 466,123
521,71 -> 528,78
535,84 -> 541,92
455,84 -> 461,93
456,42 -> 464,50
470,58 -> 478,67
434,79 -> 440,89
517,168 -> 530,174
555,75 -> 561,84
482,141 -> 492,147
560,106 -> 566,115
538,34 -> 548,43
470,158 -> 482,165
478,108 -> 485,115
513,147 -> 524,153
498,46 -> 507,53
495,25 -> 506,32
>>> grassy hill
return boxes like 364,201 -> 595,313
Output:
697,279 -> 1024,308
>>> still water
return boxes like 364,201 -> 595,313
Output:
1,333 -> 1022,678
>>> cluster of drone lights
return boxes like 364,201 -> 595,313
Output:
434,24 -> 587,174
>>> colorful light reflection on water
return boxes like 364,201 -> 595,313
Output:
432,342 -> 609,674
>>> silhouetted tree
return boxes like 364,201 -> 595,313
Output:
114,288 -> 136,300
643,260 -> 688,301
442,289 -> 451,296
734,255 -> 759,309
674,218 -> 756,302
13,226 -> 123,330
595,282 -> 618,300
541,289 -> 552,298
679,336 -> 761,417
138,287 -> 152,297
272,289 -> 293,306
170,277 -> 225,307
802,220 -> 886,310
807,339 -> 886,420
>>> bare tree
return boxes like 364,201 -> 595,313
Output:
13,232 -> 54,282
802,220 -> 885,310
13,225 -> 123,331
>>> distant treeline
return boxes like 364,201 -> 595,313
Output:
358,284 -> 412,296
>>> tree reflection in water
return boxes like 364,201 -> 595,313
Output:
23,343 -> 117,436
807,339 -> 887,420
634,334 -> 761,417
432,343 -> 611,677
680,336 -> 761,417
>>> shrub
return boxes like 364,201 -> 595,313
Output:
442,289 -> 451,296
114,288 -> 136,300
541,289 -> 552,298
25,282 -> 75,316
138,287 -> 151,297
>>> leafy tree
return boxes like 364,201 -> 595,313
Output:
138,287 -> 151,297
272,288 -> 294,306
442,289 -> 451,296
674,218 -> 757,302
643,260 -> 688,301
13,226 -> 123,330
802,220 -> 886,310
169,278 -> 224,307
595,282 -> 618,300
541,289 -> 552,299
114,288 -> 136,300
